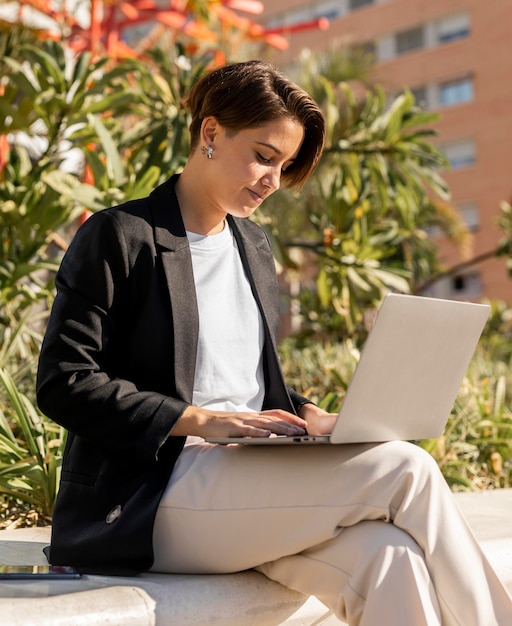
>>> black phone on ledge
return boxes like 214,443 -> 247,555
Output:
0,565 -> 82,579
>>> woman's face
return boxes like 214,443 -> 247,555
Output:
202,116 -> 305,220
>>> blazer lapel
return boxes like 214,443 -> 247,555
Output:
229,216 -> 295,413
229,216 -> 281,342
148,176 -> 198,403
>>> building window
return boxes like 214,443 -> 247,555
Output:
439,77 -> 474,107
457,201 -> 480,232
396,26 -> 425,55
451,272 -> 482,298
265,0 -> 346,28
425,271 -> 482,300
441,139 -> 476,170
319,8 -> 342,20
411,85 -> 428,107
312,0 -> 342,20
349,0 -> 374,10
353,40 -> 377,60
436,13 -> 470,44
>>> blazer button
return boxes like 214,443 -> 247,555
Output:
106,505 -> 122,524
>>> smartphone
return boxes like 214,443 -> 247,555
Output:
0,565 -> 82,580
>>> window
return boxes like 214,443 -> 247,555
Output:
424,272 -> 482,300
312,0 -> 342,20
437,13 -> 470,44
441,139 -> 476,169
424,201 -> 479,239
439,77 -> 473,107
396,26 -> 425,55
451,272 -> 482,298
411,86 -> 428,107
319,8 -> 342,20
457,201 -> 480,232
349,0 -> 374,10
265,0 -> 345,29
353,40 -> 377,60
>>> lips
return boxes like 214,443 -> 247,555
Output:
248,188 -> 265,203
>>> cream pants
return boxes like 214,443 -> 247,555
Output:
151,440 -> 512,625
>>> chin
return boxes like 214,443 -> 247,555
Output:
229,206 -> 258,219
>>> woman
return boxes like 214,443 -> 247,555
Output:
37,60 -> 511,625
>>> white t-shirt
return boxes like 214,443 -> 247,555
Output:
187,224 -> 265,412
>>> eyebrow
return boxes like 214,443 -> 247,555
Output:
255,141 -> 296,164
255,141 -> 282,155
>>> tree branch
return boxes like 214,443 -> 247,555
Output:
414,247 -> 501,294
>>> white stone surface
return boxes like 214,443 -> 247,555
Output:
0,490 -> 511,625
0,586 -> 156,626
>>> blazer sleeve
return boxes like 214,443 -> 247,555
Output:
288,388 -> 314,413
36,210 -> 187,464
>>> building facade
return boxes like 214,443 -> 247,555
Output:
259,0 -> 512,303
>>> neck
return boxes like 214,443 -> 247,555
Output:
175,166 -> 226,235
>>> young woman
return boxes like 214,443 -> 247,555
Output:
37,60 -> 511,625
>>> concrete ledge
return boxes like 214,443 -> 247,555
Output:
0,526 -> 337,625
0,586 -> 156,626
1,490 -> 511,625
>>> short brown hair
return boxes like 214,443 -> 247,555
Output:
184,60 -> 325,189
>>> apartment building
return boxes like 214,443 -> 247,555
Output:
259,0 -> 512,303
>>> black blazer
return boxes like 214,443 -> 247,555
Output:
36,175 -> 309,574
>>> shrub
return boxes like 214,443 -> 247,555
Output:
0,368 -> 66,528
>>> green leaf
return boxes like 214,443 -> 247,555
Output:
22,44 -> 66,92
347,266 -> 372,293
0,370 -> 42,464
71,51 -> 93,86
371,268 -> 411,293
317,267 -> 331,307
125,166 -> 162,201
42,171 -> 107,210
87,113 -> 124,186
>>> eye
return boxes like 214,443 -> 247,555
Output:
256,152 -> 272,165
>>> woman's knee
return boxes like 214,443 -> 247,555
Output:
380,440 -> 441,478
344,519 -> 424,562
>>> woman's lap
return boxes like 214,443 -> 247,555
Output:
151,439 -> 440,573
151,439 -> 512,625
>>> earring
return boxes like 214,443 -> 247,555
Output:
201,145 -> 213,159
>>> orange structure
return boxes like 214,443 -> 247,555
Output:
4,0 -> 329,58
259,0 -> 512,304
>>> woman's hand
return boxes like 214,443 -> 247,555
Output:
299,403 -> 338,436
170,406 -> 308,439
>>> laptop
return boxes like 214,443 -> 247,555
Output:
206,293 -> 490,445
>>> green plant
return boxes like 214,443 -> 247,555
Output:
0,368 -> 66,525
0,36 -> 213,372
0,35 -> 217,527
419,357 -> 512,491
261,78 -> 466,339
279,317 -> 512,491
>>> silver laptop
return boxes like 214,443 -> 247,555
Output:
206,293 -> 490,445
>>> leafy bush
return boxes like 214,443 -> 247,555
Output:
279,309 -> 512,491
0,368 -> 66,528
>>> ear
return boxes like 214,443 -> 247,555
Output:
201,116 -> 219,146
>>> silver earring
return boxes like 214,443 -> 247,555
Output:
201,145 -> 213,159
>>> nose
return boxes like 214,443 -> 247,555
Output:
262,167 -> 281,193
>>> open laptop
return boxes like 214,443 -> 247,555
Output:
206,293 -> 490,445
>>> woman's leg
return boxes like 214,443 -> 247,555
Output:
151,440 -> 512,625
257,520 -> 442,626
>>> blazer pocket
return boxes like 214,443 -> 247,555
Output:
61,468 -> 97,487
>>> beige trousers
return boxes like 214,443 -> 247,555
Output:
151,440 -> 512,626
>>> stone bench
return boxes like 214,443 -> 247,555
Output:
1,490 -> 511,625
